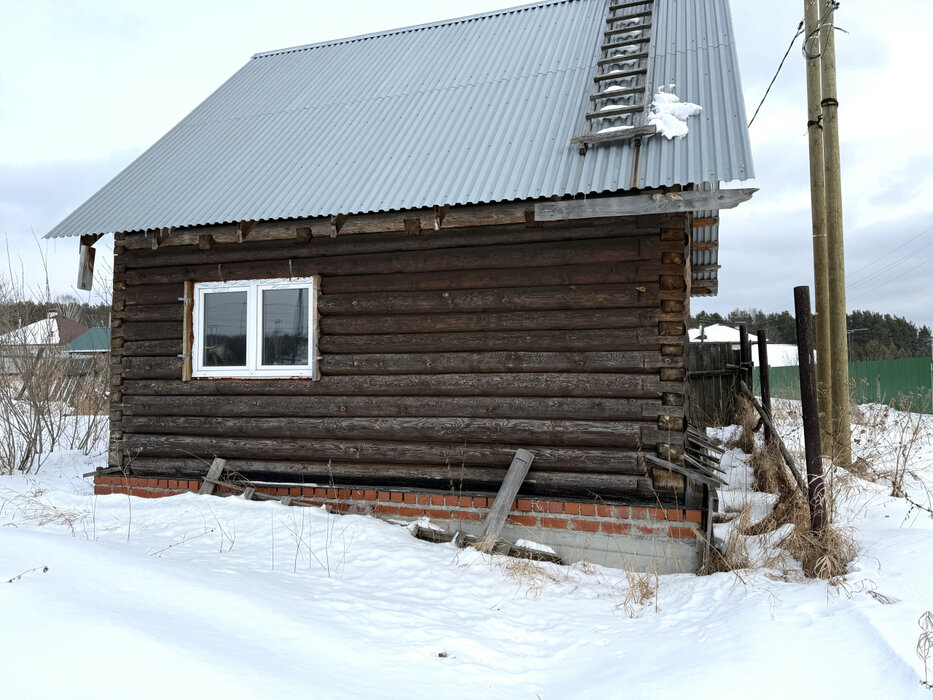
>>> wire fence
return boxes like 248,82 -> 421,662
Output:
754,356 -> 933,414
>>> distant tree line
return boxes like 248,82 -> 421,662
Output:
691,308 -> 932,361
0,296 -> 110,334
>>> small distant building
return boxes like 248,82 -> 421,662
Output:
0,312 -> 89,374
67,327 -> 111,356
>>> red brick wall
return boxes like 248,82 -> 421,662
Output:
94,476 -> 702,540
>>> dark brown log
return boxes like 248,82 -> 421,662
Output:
318,282 -> 658,316
123,339 -> 182,357
126,283 -> 182,306
321,308 -> 662,335
125,236 -> 657,286
319,328 -> 661,354
121,415 -> 653,448
124,457 -> 654,498
125,304 -> 183,322
122,221 -> 659,269
122,373 -> 678,398
121,350 -> 674,378
120,433 -> 646,472
123,322 -> 181,342
321,350 -> 678,375
322,261 -> 666,294
121,394 -> 681,421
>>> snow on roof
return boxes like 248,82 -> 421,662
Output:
688,324 -> 756,344
0,314 -> 89,347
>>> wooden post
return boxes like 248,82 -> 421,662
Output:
476,448 -> 535,552
820,0 -> 851,467
199,458 -> 227,495
757,329 -> 772,442
181,280 -> 194,382
794,286 -> 826,531
738,323 -> 752,390
77,234 -> 99,291
804,0 -> 832,443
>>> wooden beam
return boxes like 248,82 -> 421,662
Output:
151,227 -> 173,250
77,234 -> 102,291
236,220 -> 256,243
330,214 -> 348,238
692,217 -> 718,228
295,226 -> 312,244
181,280 -> 194,382
403,218 -> 421,236
198,457 -> 226,495
692,241 -> 718,252
535,189 -> 757,221
433,204 -> 449,231
197,234 -> 213,250
476,448 -> 535,553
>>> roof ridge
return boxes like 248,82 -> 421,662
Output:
251,0 -> 571,59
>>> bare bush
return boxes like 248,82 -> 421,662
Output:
0,252 -> 110,474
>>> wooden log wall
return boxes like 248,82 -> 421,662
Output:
109,204 -> 691,501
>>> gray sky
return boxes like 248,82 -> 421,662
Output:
1,0 -> 931,330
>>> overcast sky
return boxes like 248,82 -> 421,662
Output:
1,0 -> 931,331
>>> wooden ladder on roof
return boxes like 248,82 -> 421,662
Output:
571,0 -> 658,153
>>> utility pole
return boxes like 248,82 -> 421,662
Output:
803,0 -> 832,443
820,0 -> 851,467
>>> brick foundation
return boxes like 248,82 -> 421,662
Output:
93,475 -> 702,540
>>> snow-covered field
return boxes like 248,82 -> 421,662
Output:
1,405 -> 932,699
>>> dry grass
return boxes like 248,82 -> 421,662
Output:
706,428 -> 858,580
725,397 -> 759,454
700,505 -> 754,574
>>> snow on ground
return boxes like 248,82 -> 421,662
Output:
1,406 -> 932,699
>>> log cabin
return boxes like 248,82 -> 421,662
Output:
46,0 -> 755,572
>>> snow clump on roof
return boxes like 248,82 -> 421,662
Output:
648,84 -> 702,140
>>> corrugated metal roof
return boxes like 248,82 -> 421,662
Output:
45,0 -> 753,240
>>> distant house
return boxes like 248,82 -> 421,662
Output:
45,0 -> 755,572
0,312 -> 89,373
67,327 -> 110,356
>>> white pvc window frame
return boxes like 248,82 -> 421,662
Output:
191,276 -> 319,379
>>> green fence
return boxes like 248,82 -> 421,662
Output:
753,356 -> 933,414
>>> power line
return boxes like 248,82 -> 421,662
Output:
747,20 -> 805,129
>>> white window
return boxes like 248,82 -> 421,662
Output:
192,276 -> 319,379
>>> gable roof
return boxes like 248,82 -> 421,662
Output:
67,327 -> 110,353
45,0 -> 753,240
0,314 -> 89,347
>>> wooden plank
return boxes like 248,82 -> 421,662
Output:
121,415 -> 654,448
181,281 -> 193,382
77,234 -> 101,291
535,189 -> 757,221
122,373 -> 679,398
477,449 -> 535,551
121,394 -> 680,422
198,457 -> 226,495
692,217 -> 718,228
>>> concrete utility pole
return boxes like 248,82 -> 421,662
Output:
819,0 -> 852,467
803,0 -> 832,443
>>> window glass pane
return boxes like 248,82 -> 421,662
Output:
202,291 -> 247,367
262,288 -> 309,366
